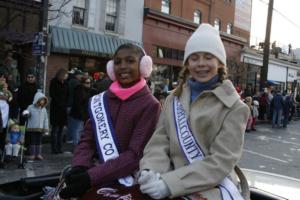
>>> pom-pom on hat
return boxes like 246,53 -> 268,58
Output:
183,23 -> 226,66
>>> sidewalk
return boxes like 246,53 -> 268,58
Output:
0,141 -> 74,184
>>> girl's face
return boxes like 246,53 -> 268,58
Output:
187,52 -> 222,83
113,48 -> 140,88
37,98 -> 46,107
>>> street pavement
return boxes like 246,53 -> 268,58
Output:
0,141 -> 74,184
1,119 -> 300,185
239,119 -> 300,179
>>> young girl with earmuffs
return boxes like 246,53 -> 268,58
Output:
59,43 -> 161,199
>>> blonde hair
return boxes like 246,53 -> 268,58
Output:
9,123 -> 19,131
173,61 -> 227,97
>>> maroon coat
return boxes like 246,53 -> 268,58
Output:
72,86 -> 161,187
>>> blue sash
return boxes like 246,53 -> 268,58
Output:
89,92 -> 134,187
173,97 -> 244,200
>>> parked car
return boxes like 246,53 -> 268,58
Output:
0,168 -> 300,200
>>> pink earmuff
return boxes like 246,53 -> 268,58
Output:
106,60 -> 116,81
106,45 -> 153,81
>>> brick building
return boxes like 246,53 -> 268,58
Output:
143,0 -> 251,90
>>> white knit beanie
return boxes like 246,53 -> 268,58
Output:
183,23 -> 226,66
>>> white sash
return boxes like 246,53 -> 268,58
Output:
173,97 -> 244,200
89,92 -> 134,187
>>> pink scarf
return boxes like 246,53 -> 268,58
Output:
109,78 -> 146,100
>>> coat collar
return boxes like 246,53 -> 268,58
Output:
179,80 -> 240,110
211,80 -> 240,108
107,85 -> 151,101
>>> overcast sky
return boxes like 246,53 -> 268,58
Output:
250,0 -> 300,50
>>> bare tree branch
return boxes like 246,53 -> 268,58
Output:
48,0 -> 73,21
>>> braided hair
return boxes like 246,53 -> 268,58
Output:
173,59 -> 227,97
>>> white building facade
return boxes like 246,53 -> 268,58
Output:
45,0 -> 144,91
241,48 -> 300,92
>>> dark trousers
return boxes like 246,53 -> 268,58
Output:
51,125 -> 64,153
28,131 -> 43,145
0,128 -> 7,151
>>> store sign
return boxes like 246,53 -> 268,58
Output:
243,57 -> 263,66
32,32 -> 44,55
287,69 -> 297,81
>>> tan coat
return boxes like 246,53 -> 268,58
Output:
140,80 -> 250,199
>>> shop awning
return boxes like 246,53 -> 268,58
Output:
267,80 -> 281,85
50,26 -> 139,56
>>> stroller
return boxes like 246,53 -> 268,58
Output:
0,119 -> 27,169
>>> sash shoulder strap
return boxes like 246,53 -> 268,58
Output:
88,92 -> 134,187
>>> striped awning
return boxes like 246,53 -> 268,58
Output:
50,26 -> 139,56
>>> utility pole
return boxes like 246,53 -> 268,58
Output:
260,0 -> 274,90
37,0 -> 49,92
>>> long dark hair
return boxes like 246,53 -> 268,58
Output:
55,68 -> 68,81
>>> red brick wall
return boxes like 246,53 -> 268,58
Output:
144,0 -> 250,42
210,0 -> 235,32
143,17 -> 192,67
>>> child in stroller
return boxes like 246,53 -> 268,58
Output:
4,122 -> 23,160
0,120 -> 26,169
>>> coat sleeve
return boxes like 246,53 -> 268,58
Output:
43,108 -> 49,132
139,106 -> 172,173
161,103 -> 249,198
77,101 -> 161,187
72,119 -> 97,168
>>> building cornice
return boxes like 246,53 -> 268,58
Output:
144,8 -> 247,45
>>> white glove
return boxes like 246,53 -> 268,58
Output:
22,110 -> 30,116
140,179 -> 170,199
138,170 -> 160,185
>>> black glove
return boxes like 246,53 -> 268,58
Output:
59,167 -> 91,198
62,166 -> 88,183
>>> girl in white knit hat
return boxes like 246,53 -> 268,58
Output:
139,23 -> 250,200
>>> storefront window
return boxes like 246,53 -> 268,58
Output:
69,56 -> 109,74
156,46 -> 184,60
150,64 -> 181,96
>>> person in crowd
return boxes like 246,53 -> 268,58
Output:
49,68 -> 69,154
58,43 -> 161,199
235,83 -> 242,96
17,68 -> 38,125
5,122 -> 23,159
93,73 -> 113,94
242,83 -> 253,99
0,69 -> 12,152
69,77 -> 94,145
138,24 -> 249,200
245,96 -> 253,132
282,91 -> 292,128
66,69 -> 83,143
82,70 -> 90,80
22,92 -> 48,160
4,53 -> 20,121
271,91 -> 284,128
252,100 -> 259,131
266,86 -> 274,120
258,89 -> 268,120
